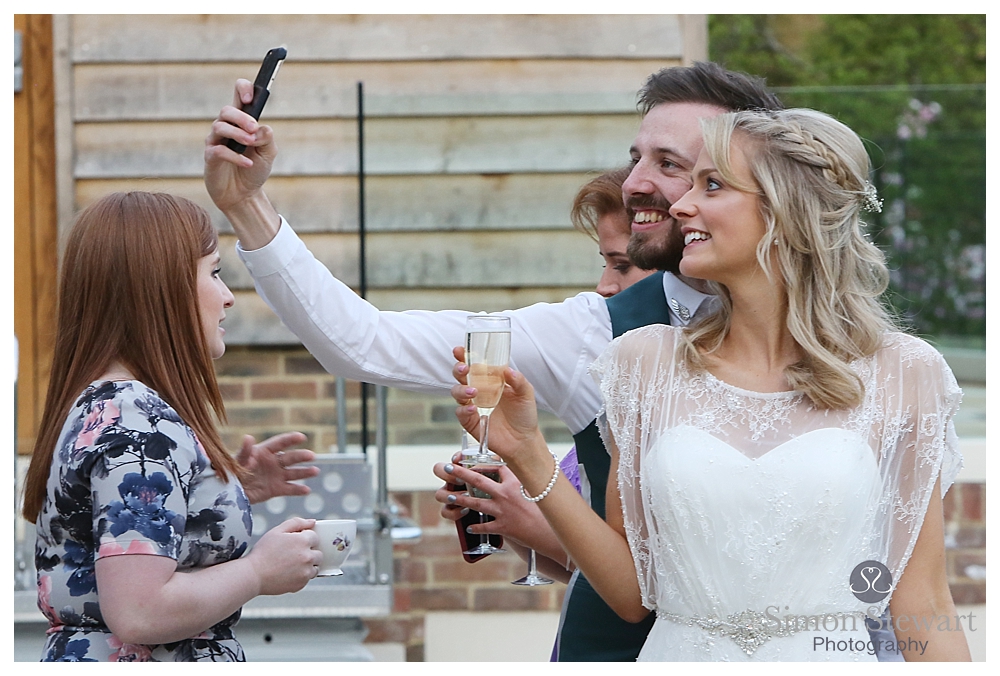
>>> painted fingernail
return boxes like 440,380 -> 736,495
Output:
465,526 -> 475,534
459,508 -> 469,516
444,463 -> 454,473
446,494 -> 457,504
465,387 -> 476,396
457,364 -> 468,373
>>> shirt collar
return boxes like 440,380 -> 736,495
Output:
661,273 -> 714,326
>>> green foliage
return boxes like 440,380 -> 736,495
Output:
709,15 -> 986,88
706,15 -> 808,86
708,15 -> 986,339
803,15 -> 986,87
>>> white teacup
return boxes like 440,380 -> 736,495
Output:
314,519 -> 356,577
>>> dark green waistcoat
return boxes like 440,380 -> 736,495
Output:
556,271 -> 670,661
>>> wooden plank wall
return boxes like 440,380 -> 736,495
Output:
14,15 -> 59,455
63,14 -> 704,343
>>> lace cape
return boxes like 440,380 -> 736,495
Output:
592,326 -> 962,617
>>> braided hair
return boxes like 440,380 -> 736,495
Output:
680,108 -> 895,410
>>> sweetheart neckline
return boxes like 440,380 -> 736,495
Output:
663,425 -> 877,467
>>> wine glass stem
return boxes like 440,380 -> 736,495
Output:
528,549 -> 538,576
479,413 -> 491,456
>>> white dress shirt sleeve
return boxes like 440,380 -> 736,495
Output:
236,217 -> 612,434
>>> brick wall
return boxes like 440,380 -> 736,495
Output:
216,345 -> 986,661
215,346 -> 572,454
943,482 -> 987,605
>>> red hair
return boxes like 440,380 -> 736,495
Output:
22,192 -> 241,522
570,166 -> 632,242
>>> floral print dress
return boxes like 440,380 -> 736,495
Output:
34,380 -> 253,661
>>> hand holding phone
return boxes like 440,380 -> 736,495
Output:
226,47 -> 287,154
442,434 -> 504,563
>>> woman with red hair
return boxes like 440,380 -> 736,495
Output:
22,192 -> 322,661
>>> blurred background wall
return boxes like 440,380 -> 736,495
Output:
16,12 -> 709,456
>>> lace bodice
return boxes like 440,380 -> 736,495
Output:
592,326 -> 962,660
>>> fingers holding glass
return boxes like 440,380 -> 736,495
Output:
459,456 -> 507,556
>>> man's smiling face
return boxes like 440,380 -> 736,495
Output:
622,102 -> 727,272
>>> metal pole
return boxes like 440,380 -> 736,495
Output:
335,376 -> 347,454
375,385 -> 389,508
357,81 -> 369,459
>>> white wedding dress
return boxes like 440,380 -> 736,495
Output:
593,326 -> 962,661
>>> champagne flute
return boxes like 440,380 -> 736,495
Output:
512,548 -> 554,586
464,315 -> 510,464
460,315 -> 510,556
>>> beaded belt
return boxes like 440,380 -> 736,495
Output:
656,608 -> 863,656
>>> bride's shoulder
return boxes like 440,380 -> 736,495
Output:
871,332 -> 960,391
616,323 -> 679,352
872,333 -> 962,412
876,331 -> 947,367
614,324 -> 681,361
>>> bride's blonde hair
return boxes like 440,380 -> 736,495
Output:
681,108 -> 895,410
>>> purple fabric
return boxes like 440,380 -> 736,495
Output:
551,445 -> 581,662
559,445 -> 582,494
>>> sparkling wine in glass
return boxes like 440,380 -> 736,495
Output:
460,314 -> 511,557
464,315 -> 510,464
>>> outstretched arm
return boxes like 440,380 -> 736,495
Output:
205,81 -> 611,428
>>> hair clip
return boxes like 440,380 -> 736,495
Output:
861,181 -> 883,214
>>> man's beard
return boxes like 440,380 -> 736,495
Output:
625,194 -> 685,273
627,226 -> 684,273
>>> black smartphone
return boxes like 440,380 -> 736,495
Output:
226,47 -> 287,154
446,480 -> 504,563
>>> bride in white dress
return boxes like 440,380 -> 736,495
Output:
449,108 -> 970,661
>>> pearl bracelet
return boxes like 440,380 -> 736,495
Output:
520,450 -> 560,503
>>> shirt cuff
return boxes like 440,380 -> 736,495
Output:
236,215 -> 301,278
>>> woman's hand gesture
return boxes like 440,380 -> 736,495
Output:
236,432 -> 320,504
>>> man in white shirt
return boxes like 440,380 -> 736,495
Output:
204,62 -> 785,661
203,62 -> 778,438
